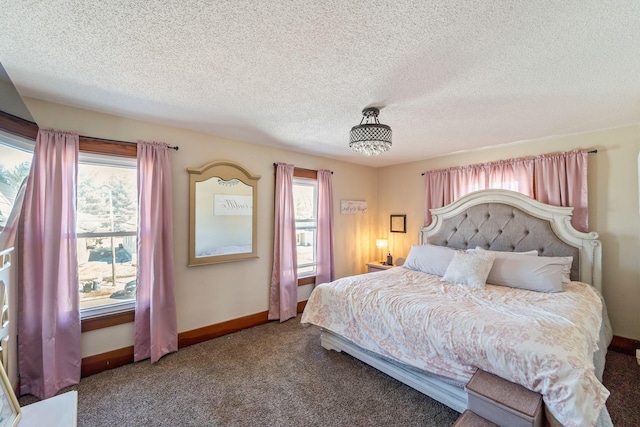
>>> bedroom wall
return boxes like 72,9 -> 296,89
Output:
376,125 -> 640,341
23,98 -> 379,358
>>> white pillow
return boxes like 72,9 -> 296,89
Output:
440,251 -> 495,289
403,244 -> 458,277
471,246 -> 538,256
475,254 -> 571,292
468,247 -> 537,288
551,256 -> 573,284
471,247 -> 573,285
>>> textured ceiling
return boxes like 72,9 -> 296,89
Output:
1,1 -> 639,167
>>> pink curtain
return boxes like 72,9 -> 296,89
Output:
316,169 -> 334,285
423,158 -> 535,226
135,141 -> 177,363
534,150 -> 588,231
450,165 -> 487,200
423,170 -> 450,226
18,129 -> 80,399
487,158 -> 534,196
268,163 -> 297,322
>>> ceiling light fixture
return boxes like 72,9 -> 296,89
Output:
349,107 -> 392,156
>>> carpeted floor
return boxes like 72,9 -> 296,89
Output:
19,317 -> 640,426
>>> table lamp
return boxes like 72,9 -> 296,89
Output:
376,238 -> 388,264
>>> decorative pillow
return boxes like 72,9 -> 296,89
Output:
403,244 -> 457,277
440,251 -> 495,289
480,254 -> 571,292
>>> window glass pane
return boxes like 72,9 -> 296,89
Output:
0,139 -> 32,228
77,163 -> 137,233
78,235 -> 137,308
78,160 -> 137,312
293,179 -> 317,278
293,183 -> 316,220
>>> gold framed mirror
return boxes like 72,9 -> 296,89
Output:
187,160 -> 261,266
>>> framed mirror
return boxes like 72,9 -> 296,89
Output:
188,160 -> 261,266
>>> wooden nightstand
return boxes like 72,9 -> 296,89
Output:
366,262 -> 394,273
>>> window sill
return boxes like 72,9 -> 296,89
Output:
81,310 -> 134,332
298,276 -> 315,287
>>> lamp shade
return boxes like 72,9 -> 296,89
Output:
376,239 -> 388,249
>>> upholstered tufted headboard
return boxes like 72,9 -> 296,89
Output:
419,190 -> 602,291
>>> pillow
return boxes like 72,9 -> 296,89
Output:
467,247 -> 537,288
476,254 -> 571,292
467,246 -> 573,284
470,246 -> 538,256
549,256 -> 573,284
440,251 -> 495,289
403,244 -> 458,277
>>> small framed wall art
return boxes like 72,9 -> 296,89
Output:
390,214 -> 406,233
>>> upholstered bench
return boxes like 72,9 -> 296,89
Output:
465,369 -> 543,427
452,410 -> 499,426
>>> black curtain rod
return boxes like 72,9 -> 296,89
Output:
420,149 -> 598,176
0,109 -> 180,149
80,135 -> 179,151
273,163 -> 333,174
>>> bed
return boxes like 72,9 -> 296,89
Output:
301,189 -> 612,427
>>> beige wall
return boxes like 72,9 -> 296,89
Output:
24,98 -> 379,357
18,98 -> 640,356
377,125 -> 640,341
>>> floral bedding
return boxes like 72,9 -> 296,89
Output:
300,267 -> 609,427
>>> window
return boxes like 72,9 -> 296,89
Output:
77,153 -> 137,318
293,177 -> 317,278
0,132 -> 33,230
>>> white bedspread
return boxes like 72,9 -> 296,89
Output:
301,267 -> 609,427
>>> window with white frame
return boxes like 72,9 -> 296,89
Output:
293,177 -> 317,278
77,153 -> 137,317
0,132 -> 33,230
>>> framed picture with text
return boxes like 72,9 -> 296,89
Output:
390,214 -> 406,233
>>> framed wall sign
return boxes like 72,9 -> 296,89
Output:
340,200 -> 367,214
390,214 -> 406,233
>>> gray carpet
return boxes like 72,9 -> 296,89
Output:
19,317 -> 640,426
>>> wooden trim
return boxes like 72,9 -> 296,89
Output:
294,168 -> 317,179
0,111 -> 136,158
79,136 -> 136,158
81,346 -> 134,378
177,311 -> 269,348
81,311 -> 135,332
298,276 -> 315,287
609,335 -> 640,356
297,300 -> 307,313
272,164 -> 319,180
0,110 -> 38,140
79,303 -> 314,377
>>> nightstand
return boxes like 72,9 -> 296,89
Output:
366,262 -> 394,273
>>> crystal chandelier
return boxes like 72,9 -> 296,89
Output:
349,107 -> 392,156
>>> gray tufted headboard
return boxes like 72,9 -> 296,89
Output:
420,190 -> 602,291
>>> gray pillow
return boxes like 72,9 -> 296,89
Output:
468,249 -> 570,292
470,246 -> 572,285
403,244 -> 457,277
